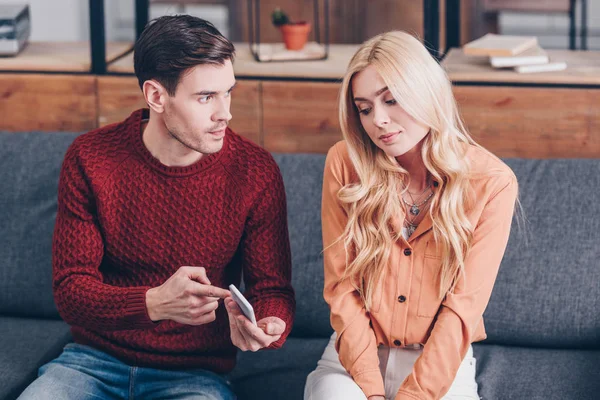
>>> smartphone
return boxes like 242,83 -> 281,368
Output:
228,284 -> 257,326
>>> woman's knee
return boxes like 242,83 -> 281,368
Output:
304,369 -> 367,400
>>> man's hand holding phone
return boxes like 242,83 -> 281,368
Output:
225,285 -> 286,352
146,266 -> 230,325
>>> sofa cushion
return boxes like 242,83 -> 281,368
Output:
483,159 -> 600,348
473,343 -> 600,400
273,154 -> 332,338
0,132 -> 79,319
0,316 -> 72,400
229,337 -> 328,400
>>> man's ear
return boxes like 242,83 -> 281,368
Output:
142,80 -> 168,114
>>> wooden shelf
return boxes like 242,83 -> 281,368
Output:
0,42 -> 132,73
3,42 -> 600,158
482,0 -> 570,12
109,42 -> 360,80
442,48 -> 600,86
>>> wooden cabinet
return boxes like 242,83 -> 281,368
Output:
444,48 -> 600,158
97,77 -> 147,127
2,44 -> 600,158
227,80 -> 262,145
454,86 -> 600,158
262,81 -> 341,152
3,73 -> 600,158
0,74 -> 97,132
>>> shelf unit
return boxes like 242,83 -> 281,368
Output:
1,1 -> 599,158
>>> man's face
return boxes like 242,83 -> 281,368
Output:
163,59 -> 236,155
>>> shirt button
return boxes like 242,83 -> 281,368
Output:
398,295 -> 406,303
404,249 -> 412,256
393,339 -> 402,346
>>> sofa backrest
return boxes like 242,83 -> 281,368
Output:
2,132 -> 598,348
275,154 -> 600,347
482,158 -> 600,349
272,154 -> 332,338
0,132 -> 79,319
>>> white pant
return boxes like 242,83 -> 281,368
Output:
304,333 -> 479,400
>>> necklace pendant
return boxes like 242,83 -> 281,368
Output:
407,224 -> 416,238
410,205 -> 420,216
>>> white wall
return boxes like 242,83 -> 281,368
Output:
500,1 -> 599,49
0,0 -> 89,41
0,0 -> 228,42
106,1 -> 229,42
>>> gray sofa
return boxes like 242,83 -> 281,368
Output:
1,131 -> 599,400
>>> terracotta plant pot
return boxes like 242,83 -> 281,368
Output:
279,22 -> 311,51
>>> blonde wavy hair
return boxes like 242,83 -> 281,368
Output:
338,31 -> 484,310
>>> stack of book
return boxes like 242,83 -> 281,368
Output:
463,33 -> 567,74
0,4 -> 30,56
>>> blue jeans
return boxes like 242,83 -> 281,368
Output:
18,343 -> 237,400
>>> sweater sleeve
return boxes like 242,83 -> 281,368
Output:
321,144 -> 385,398
396,174 -> 518,400
52,142 -> 157,331
240,159 -> 295,349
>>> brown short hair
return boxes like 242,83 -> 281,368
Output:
134,15 -> 235,96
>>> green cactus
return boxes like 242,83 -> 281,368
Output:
272,7 -> 290,27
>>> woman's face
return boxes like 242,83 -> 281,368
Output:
351,64 -> 430,158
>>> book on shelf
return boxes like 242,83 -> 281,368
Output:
461,33 -> 568,74
0,4 -> 30,56
463,33 -> 538,57
490,46 -> 549,68
514,62 -> 567,74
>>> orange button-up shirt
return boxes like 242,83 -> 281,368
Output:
322,141 -> 518,400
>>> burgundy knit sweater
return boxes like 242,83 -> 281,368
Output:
52,108 -> 295,372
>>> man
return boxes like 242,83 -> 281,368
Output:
18,15 -> 295,400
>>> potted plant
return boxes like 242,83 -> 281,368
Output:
272,7 -> 311,51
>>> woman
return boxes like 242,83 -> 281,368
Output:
304,31 -> 518,400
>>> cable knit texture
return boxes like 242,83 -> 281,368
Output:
52,108 -> 295,372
